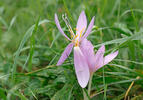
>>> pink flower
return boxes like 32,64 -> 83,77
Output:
80,39 -> 119,74
55,11 -> 95,88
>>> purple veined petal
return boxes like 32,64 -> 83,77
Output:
82,16 -> 95,40
55,14 -> 71,41
93,45 -> 105,72
76,11 -> 87,36
80,39 -> 95,72
104,51 -> 119,65
57,43 -> 74,66
74,46 -> 90,88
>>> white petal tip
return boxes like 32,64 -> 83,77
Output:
79,82 -> 88,88
115,51 -> 119,55
112,51 -> 119,57
101,45 -> 105,49
98,45 -> 105,53
81,11 -> 85,14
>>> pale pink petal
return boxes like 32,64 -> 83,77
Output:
76,11 -> 87,36
57,43 -> 73,66
94,45 -> 105,72
55,14 -> 71,41
82,16 -> 95,40
74,46 -> 90,88
104,51 -> 118,65
80,39 -> 95,72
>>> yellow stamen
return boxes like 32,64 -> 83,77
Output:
74,34 -> 79,39
72,28 -> 85,47
80,28 -> 85,37
75,40 -> 79,47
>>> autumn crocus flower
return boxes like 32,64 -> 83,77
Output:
55,11 -> 95,88
80,39 -> 118,74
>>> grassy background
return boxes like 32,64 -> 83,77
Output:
0,0 -> 143,99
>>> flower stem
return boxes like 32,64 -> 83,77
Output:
82,88 -> 90,100
88,73 -> 93,96
83,89 -> 87,100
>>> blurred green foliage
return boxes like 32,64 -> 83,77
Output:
0,0 -> 143,99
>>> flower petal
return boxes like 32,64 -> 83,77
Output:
94,45 -> 105,72
76,11 -> 87,36
74,46 -> 90,88
82,16 -> 95,40
57,43 -> 73,66
80,39 -> 95,72
104,51 -> 118,65
55,14 -> 71,41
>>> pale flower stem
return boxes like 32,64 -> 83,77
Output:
83,89 -> 86,100
82,88 -> 88,100
88,73 -> 93,96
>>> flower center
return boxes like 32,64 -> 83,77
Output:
74,35 -> 79,47
62,14 -> 85,47
73,28 -> 85,46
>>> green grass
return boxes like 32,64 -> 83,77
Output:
0,0 -> 143,99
